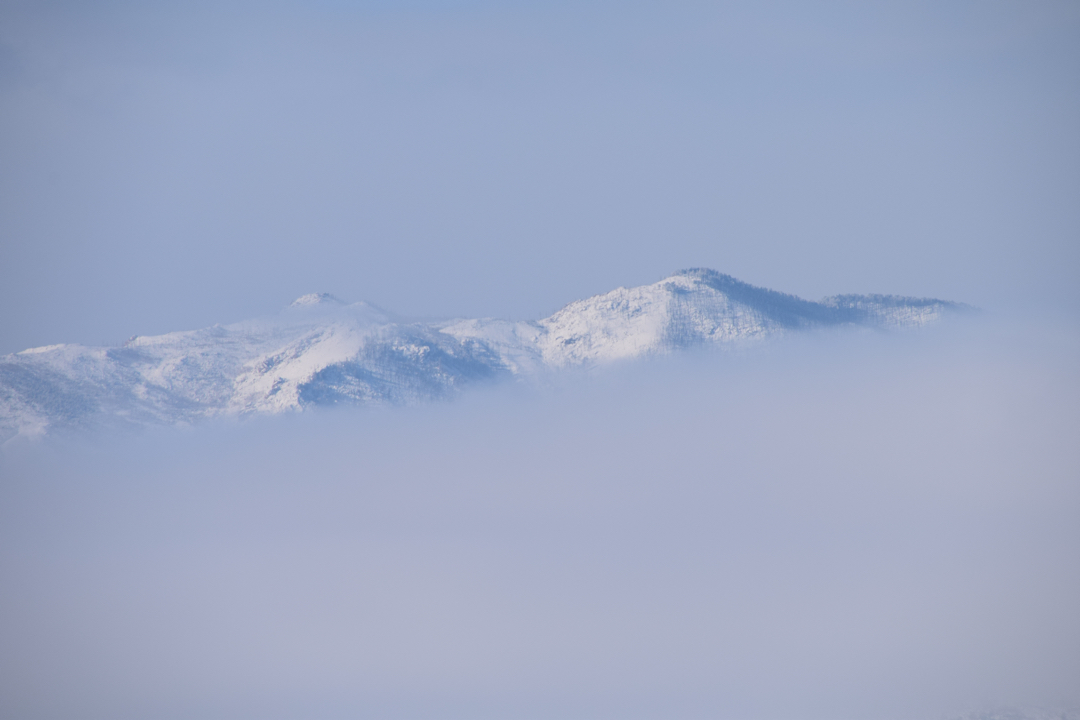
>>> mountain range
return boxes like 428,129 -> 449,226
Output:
0,269 -> 968,443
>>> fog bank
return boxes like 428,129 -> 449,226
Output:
1,319 -> 1078,719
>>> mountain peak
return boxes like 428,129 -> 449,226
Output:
671,267 -> 730,281
2,271 -> 967,441
290,293 -> 345,308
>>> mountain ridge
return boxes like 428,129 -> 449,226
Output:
0,269 -> 971,442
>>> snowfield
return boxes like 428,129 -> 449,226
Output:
0,269 -> 969,441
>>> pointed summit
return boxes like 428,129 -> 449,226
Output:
290,293 -> 345,308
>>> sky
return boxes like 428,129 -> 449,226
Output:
1,1 -> 1079,354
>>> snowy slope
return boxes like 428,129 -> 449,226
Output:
0,269 -> 969,442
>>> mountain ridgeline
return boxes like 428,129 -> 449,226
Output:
0,269 -> 969,441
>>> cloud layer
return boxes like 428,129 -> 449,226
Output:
2,319 -> 1077,719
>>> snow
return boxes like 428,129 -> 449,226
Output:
0,269 -> 969,440
290,292 -> 345,307
16,344 -> 67,355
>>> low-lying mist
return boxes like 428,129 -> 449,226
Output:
1,318 -> 1078,720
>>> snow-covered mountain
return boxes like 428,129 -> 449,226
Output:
0,269 -> 968,442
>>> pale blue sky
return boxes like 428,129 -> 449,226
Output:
1,1 -> 1078,353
